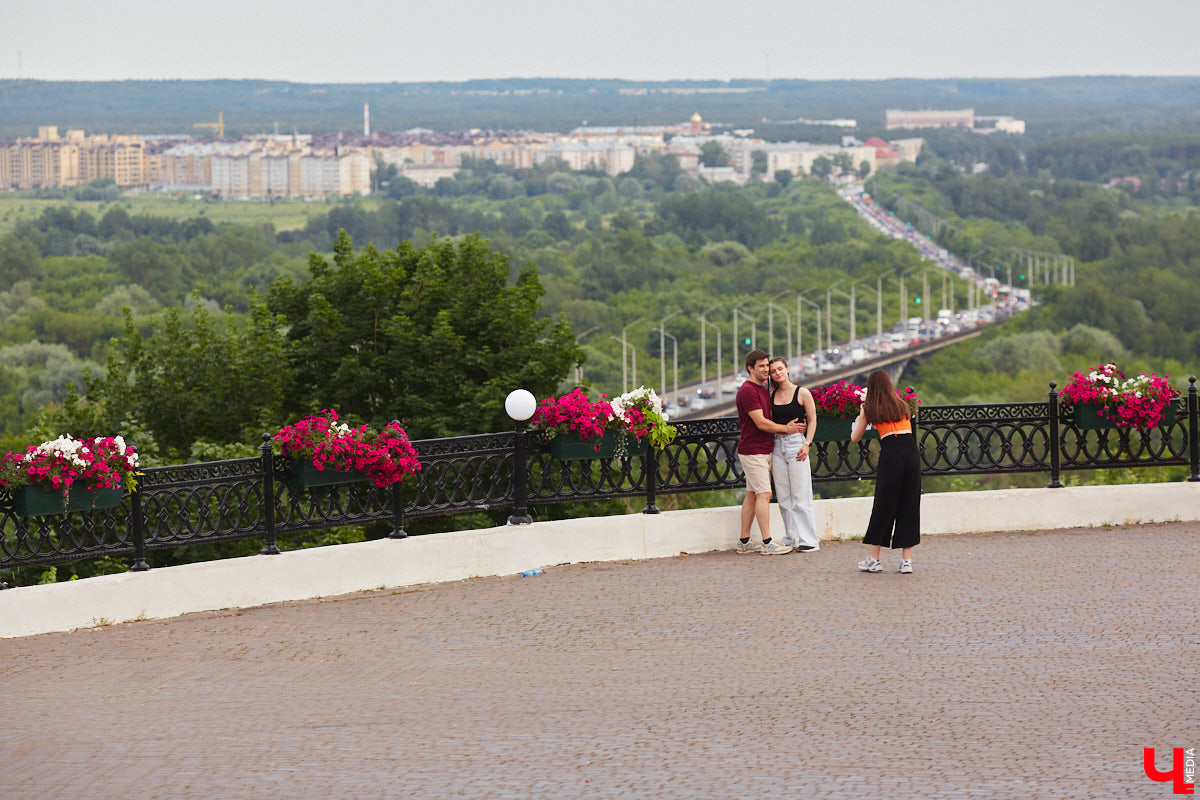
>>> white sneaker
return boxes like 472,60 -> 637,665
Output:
857,557 -> 882,573
899,559 -> 913,574
759,540 -> 793,555
735,540 -> 763,555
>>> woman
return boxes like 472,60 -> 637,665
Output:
767,357 -> 820,552
851,370 -> 920,574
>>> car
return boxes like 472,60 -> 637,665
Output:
676,395 -> 690,408
696,385 -> 715,399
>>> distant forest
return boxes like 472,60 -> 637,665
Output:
3,76 -> 1200,141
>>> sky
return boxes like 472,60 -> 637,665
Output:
3,0 -> 1199,84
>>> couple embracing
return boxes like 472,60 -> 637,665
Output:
734,348 -> 820,555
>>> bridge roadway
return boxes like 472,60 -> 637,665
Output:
673,326 -> 982,420
1,522 -> 1194,798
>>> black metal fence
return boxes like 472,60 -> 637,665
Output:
3,380 -> 1197,576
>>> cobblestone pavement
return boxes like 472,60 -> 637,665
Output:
2,523 -> 1197,799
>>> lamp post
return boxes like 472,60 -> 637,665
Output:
620,317 -> 645,394
659,310 -> 681,400
858,279 -> 884,353
796,288 -> 817,359
573,325 -> 599,385
847,278 -> 863,345
768,290 -> 789,358
700,304 -> 721,388
663,331 -> 678,402
733,306 -> 756,358
825,279 -> 844,351
610,336 -> 634,391
922,269 -> 931,324
767,300 -> 792,361
799,296 -> 821,364
830,286 -> 854,356
898,269 -> 917,328
504,389 -> 537,526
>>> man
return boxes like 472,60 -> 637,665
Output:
735,349 -> 804,555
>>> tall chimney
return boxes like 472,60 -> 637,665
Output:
364,103 -> 370,137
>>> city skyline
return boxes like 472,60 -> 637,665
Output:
3,0 -> 1200,85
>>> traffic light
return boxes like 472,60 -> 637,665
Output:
1019,273 -> 1025,281
914,296 -> 922,304
743,336 -> 752,346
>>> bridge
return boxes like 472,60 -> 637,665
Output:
673,325 -> 983,419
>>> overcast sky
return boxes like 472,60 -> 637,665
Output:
3,0 -> 1199,83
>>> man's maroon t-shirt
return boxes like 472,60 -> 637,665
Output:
735,379 -> 774,455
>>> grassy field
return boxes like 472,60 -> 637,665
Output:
0,192 -> 387,237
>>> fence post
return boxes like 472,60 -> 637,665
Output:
507,426 -> 532,525
642,451 -> 660,514
129,487 -> 149,571
1046,380 -> 1063,488
260,433 -> 280,554
1189,377 -> 1198,482
386,419 -> 409,538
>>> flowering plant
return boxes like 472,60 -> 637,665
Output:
810,381 -> 866,419
0,435 -> 140,501
610,386 -> 678,451
531,386 -> 678,452
810,381 -> 921,419
530,389 -> 617,446
274,410 -> 421,488
1060,363 -> 1179,428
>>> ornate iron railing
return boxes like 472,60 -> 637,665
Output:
2,380 -> 1197,576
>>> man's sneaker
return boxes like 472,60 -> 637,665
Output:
735,540 -> 763,555
796,544 -> 819,552
899,559 -> 914,574
857,557 -> 883,573
759,540 -> 793,555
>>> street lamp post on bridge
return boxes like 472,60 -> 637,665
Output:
659,310 -> 682,401
798,295 -> 821,363
610,337 -> 635,394
620,317 -> 645,394
796,288 -> 818,361
733,306 -> 756,360
768,290 -> 790,359
663,332 -> 678,403
767,299 -> 792,361
825,279 -> 844,351
573,326 -> 599,386
700,305 -> 722,391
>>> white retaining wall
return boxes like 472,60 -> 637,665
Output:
2,481 -> 1197,639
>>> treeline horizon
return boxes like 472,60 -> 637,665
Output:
4,75 -> 1200,141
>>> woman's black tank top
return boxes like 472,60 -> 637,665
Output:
771,387 -> 804,425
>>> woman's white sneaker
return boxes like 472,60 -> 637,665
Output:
857,557 -> 882,573
899,559 -> 914,574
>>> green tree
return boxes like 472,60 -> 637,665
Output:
811,157 -> 833,179
89,303 -> 289,454
267,230 -> 581,437
699,141 -> 730,168
774,169 -> 794,187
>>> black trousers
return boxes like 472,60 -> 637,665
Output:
863,434 -> 921,549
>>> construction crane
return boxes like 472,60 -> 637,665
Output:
194,112 -> 225,139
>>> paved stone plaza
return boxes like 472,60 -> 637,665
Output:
2,523 -> 1196,799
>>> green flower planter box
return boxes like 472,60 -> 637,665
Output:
13,485 -> 126,518
550,431 -> 618,460
289,459 -> 369,488
548,431 -> 648,460
1071,399 -> 1179,430
809,416 -> 877,442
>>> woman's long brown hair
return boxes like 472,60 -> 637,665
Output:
863,369 -> 909,425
